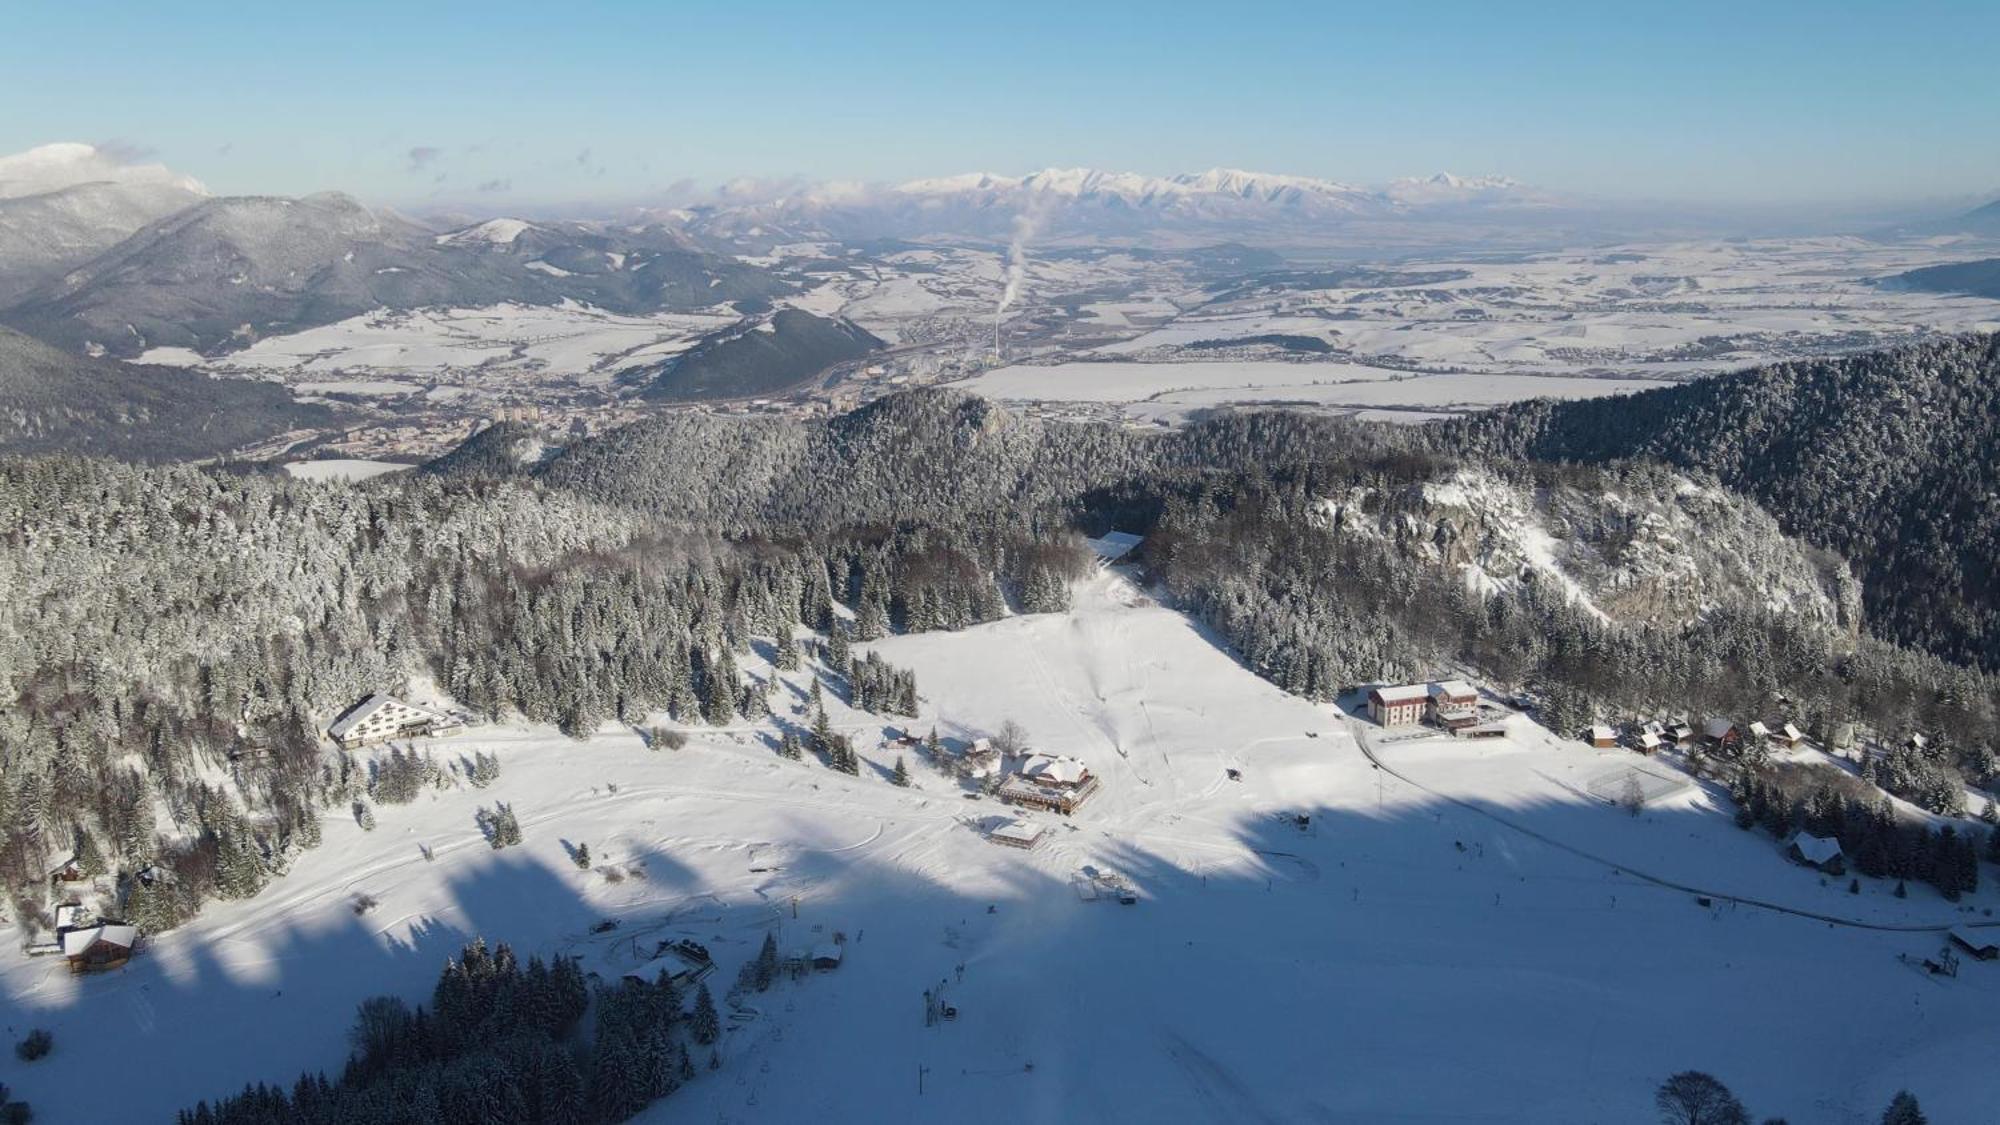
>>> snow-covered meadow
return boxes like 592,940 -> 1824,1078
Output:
3,571 -> 1995,1122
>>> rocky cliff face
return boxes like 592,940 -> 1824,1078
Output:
1314,464 -> 1861,632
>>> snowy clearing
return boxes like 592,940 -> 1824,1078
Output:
280,459 -> 413,482
5,572 -> 1996,1123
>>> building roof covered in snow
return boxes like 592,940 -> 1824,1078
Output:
810,943 -> 843,964
1431,680 -> 1478,702
1588,724 -> 1617,743
1787,833 -> 1843,866
1780,723 -> 1805,742
328,692 -> 457,741
1370,684 -> 1430,704
1087,530 -> 1144,562
1949,927 -> 1999,954
60,923 -> 137,956
1637,732 -> 1664,750
990,820 -> 1045,845
1020,753 -> 1090,786
1703,717 -> 1736,740
1748,721 -> 1771,739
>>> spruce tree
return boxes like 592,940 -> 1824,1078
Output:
1880,1090 -> 1926,1125
754,932 -> 779,990
892,757 -> 910,787
691,983 -> 720,1046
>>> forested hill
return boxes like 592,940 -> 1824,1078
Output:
492,389 -> 1406,532
0,325 -> 332,460
1437,333 -> 2000,670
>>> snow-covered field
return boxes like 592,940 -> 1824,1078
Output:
139,302 -> 739,389
971,360 -> 1673,423
5,571 -> 1995,1122
943,234 -> 2000,421
280,459 -> 413,482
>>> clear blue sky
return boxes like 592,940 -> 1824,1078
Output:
3,0 -> 1996,208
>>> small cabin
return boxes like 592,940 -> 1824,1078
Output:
1949,927 -> 2000,961
1587,724 -> 1618,749
810,943 -> 844,970
62,923 -> 138,973
1087,531 -> 1144,563
1772,723 -> 1805,749
988,820 -> 1047,850
1786,832 -> 1845,875
1633,731 -> 1665,755
1703,718 -> 1740,749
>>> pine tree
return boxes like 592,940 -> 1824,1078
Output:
572,843 -> 591,870
74,828 -> 108,878
691,983 -> 720,1046
754,932 -> 779,991
702,645 -> 738,726
892,757 -> 910,787
827,622 -> 853,676
1880,1090 -> 1927,1125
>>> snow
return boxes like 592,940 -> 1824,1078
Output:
280,459 -> 411,482
197,303 -> 734,390
133,346 -> 208,367
968,360 -> 1669,422
4,573 -> 1998,1122
434,217 -> 536,245
1085,530 -> 1143,561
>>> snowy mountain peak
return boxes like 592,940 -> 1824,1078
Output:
1384,172 -> 1544,206
434,217 -> 539,246
0,141 -> 208,201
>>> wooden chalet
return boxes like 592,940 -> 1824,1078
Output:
61,923 -> 138,973
997,754 -> 1099,815
1587,724 -> 1618,749
1786,832 -> 1845,875
1703,717 -> 1740,750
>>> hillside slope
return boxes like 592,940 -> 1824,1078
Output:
1439,333 -> 2000,669
1885,257 -> 2000,300
0,142 -> 206,302
2,195 -> 789,358
0,325 -> 330,460
635,308 -> 882,402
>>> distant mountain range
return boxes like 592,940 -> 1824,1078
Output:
661,166 -> 1559,248
0,189 -> 790,359
0,142 -> 207,303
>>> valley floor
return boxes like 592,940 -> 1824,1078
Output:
3,572 -> 1995,1122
